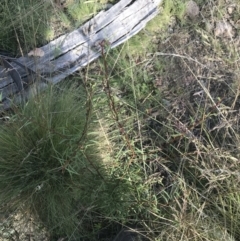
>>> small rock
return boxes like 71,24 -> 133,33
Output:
113,228 -> 146,241
227,4 -> 236,15
185,1 -> 200,19
214,21 -> 234,38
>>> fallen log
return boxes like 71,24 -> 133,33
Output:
0,0 -> 162,110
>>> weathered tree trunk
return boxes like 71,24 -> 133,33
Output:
0,0 -> 162,110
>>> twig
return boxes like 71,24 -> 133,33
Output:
98,40 -> 136,164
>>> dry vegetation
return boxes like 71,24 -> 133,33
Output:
0,0 -> 240,240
